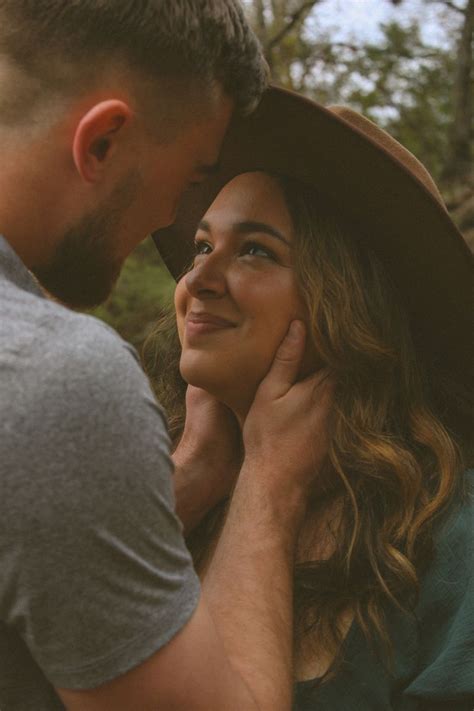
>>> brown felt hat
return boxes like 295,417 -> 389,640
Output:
152,85 -> 473,379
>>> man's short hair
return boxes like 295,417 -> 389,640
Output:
0,1 -> 267,129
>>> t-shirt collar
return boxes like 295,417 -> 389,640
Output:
0,234 -> 45,298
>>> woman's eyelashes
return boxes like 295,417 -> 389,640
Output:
245,242 -> 276,259
193,238 -> 277,262
193,239 -> 213,256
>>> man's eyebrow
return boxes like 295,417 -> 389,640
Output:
197,219 -> 291,247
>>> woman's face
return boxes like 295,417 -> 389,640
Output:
174,171 -> 314,416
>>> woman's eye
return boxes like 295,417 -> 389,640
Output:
244,242 -> 275,260
193,240 -> 212,256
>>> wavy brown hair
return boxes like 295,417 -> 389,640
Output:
144,174 -> 471,682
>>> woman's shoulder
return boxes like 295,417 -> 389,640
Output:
292,471 -> 474,711
405,468 -> 474,703
420,467 -> 473,594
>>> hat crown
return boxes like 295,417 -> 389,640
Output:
329,106 -> 445,207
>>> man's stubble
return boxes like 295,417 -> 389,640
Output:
33,172 -> 141,309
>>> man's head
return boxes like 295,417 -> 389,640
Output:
0,0 -> 267,307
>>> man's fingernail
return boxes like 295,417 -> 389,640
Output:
288,320 -> 304,340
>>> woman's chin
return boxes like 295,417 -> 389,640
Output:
179,365 -> 257,420
180,364 -> 228,400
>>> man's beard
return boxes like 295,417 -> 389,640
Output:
33,174 -> 140,309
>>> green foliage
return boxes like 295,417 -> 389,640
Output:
335,22 -> 456,181
89,237 -> 175,350
244,1 -> 470,184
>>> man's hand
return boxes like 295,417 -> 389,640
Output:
172,386 -> 242,533
242,320 -> 334,526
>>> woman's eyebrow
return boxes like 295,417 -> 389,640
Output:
195,161 -> 221,176
197,219 -> 291,247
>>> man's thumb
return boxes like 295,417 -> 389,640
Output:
259,320 -> 306,399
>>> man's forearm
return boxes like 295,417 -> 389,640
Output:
173,455 -> 221,535
202,464 -> 304,711
172,432 -> 241,535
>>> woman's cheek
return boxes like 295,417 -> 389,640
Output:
177,321 -> 184,346
174,283 -> 187,345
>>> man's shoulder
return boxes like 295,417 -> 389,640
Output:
2,281 -> 141,381
0,285 -> 164,428
44,304 -> 140,377
36,306 -> 156,420
49,309 -> 153,416
1,286 -> 171,494
36,293 -> 130,356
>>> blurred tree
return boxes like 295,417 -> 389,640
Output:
416,0 -> 473,247
244,0 -> 472,185
243,0 -> 473,247
246,1 -> 323,85
329,22 -> 456,182
439,0 -> 473,182
90,236 -> 175,349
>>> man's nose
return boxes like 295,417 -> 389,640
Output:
185,253 -> 227,298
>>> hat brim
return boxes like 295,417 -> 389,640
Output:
152,86 -> 473,377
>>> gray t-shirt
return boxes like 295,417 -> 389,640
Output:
0,236 -> 201,709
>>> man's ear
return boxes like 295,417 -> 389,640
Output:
72,100 -> 133,183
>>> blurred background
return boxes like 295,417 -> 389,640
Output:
90,0 -> 473,351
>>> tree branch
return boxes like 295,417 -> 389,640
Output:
425,0 -> 466,14
254,0 -> 268,38
266,1 -> 321,51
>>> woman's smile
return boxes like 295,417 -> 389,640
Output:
185,311 -> 238,339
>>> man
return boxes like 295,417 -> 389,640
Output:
0,3 -> 333,709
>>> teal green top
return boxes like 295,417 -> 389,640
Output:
293,470 -> 474,710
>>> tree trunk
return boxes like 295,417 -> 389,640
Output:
254,0 -> 267,39
443,0 -> 473,181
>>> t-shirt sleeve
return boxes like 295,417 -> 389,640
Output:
1,317 -> 200,690
403,470 -> 474,707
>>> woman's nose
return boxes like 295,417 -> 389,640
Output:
185,254 -> 227,298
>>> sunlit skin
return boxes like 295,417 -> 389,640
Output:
112,96 -> 235,265
175,171 -> 317,423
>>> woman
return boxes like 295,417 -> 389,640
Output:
148,87 -> 473,709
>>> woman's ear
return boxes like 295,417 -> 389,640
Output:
72,100 -> 133,183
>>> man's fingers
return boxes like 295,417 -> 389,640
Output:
302,367 -> 333,391
298,367 -> 335,406
258,320 -> 306,400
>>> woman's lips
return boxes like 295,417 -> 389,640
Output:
185,312 -> 237,337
